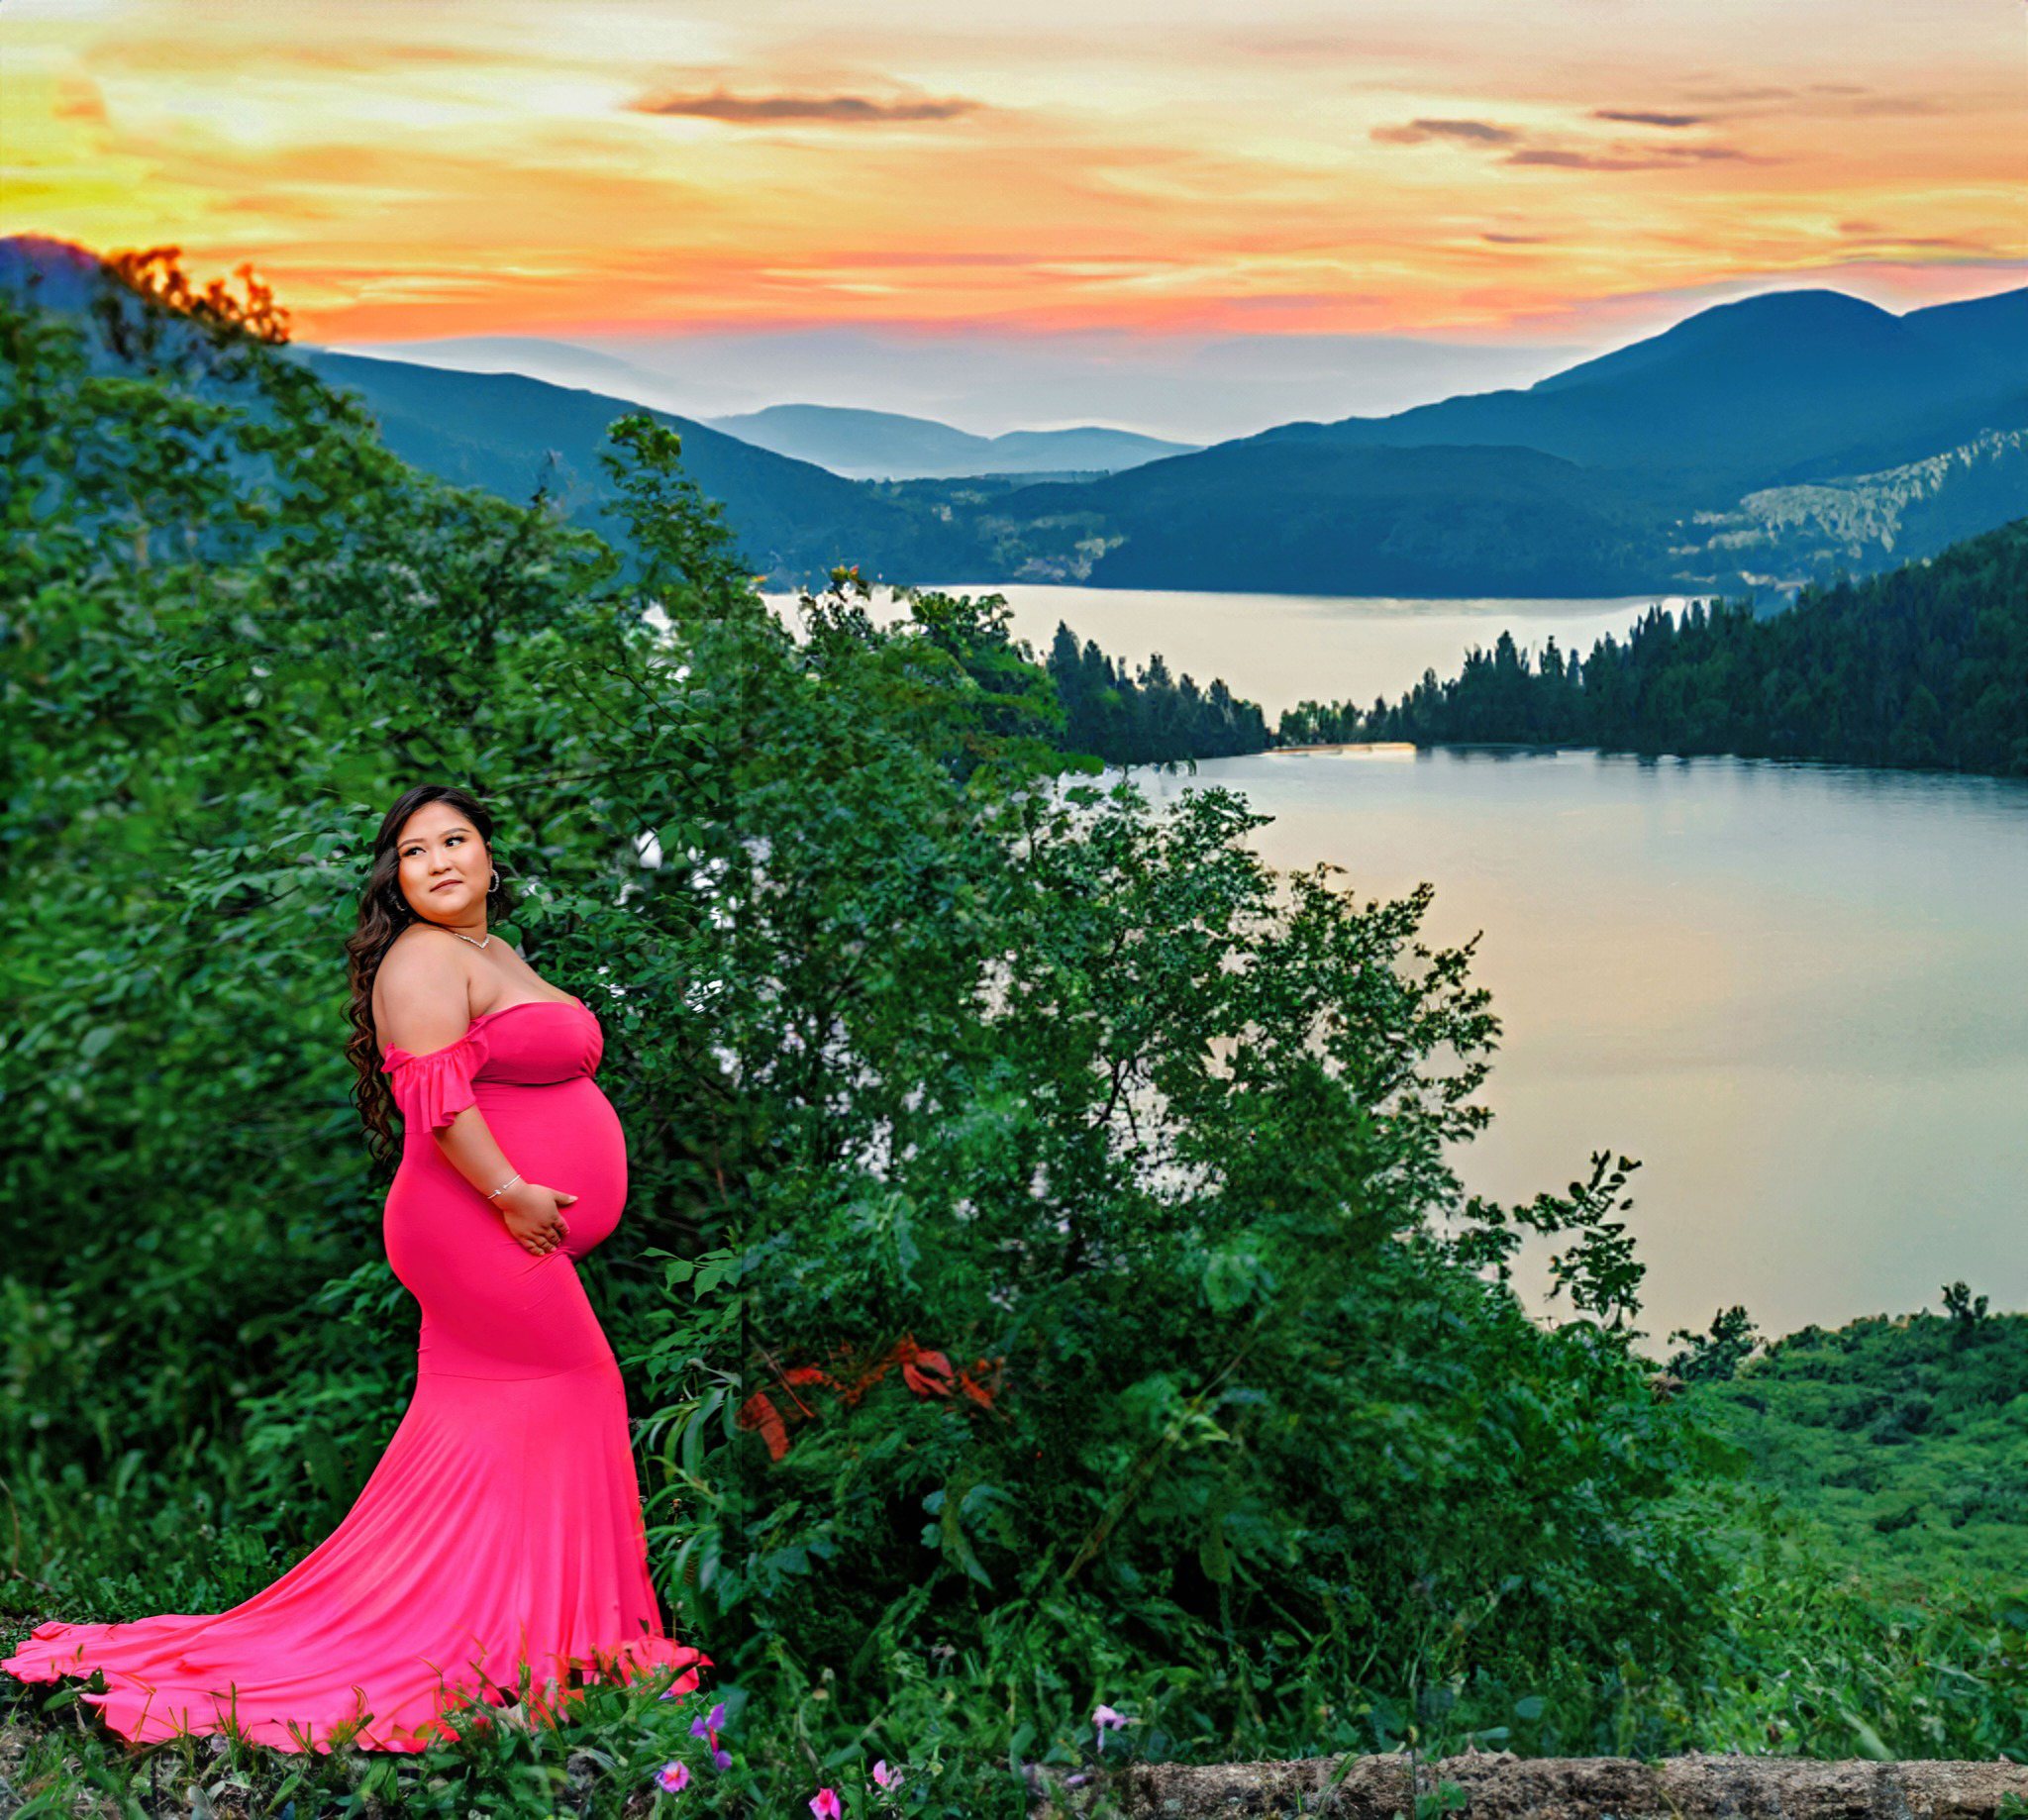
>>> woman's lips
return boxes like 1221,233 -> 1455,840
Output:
431,878 -> 461,892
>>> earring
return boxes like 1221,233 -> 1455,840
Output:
489,868 -> 500,892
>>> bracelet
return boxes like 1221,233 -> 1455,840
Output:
485,1171 -> 523,1202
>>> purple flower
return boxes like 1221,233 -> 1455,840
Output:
690,1699 -> 729,1765
655,1760 -> 690,1793
872,1759 -> 898,1788
1093,1704 -> 1130,1750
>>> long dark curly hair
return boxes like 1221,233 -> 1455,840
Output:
345,783 -> 518,1170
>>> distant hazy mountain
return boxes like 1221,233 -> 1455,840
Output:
323,336 -> 700,415
336,335 -> 668,386
703,404 -> 1197,479
337,326 -> 1587,445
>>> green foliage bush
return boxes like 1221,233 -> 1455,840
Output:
1685,1305 -> 2028,1586
3,257 -> 2023,1817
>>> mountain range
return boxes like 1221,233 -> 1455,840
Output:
699,404 -> 1196,480
301,353 -> 985,580
1041,286 -> 2028,595
6,235 -> 2024,598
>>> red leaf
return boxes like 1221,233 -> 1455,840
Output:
900,1345 -> 954,1398
735,1391 -> 789,1461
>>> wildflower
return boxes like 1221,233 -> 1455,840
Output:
1093,1704 -> 1129,1750
655,1760 -> 690,1793
872,1759 -> 899,1788
810,1790 -> 843,1819
690,1700 -> 730,1770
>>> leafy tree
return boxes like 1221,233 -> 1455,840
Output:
1941,1280 -> 1991,1348
1667,1306 -> 1763,1383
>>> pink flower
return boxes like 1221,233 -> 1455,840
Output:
1093,1704 -> 1130,1749
655,1760 -> 690,1793
810,1790 -> 843,1819
872,1759 -> 899,1788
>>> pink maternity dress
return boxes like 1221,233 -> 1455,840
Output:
3,995 -> 705,1751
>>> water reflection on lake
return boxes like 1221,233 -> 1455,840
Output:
1143,747 -> 2028,1342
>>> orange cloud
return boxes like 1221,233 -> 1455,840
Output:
0,0 -> 2019,346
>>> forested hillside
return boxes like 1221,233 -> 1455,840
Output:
1286,517 -> 2028,776
1048,288 -> 2028,596
302,351 -> 983,581
3,254 -> 2021,1817
1254,287 -> 2026,489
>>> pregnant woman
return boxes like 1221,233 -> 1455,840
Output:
3,784 -> 705,1751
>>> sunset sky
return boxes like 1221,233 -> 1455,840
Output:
4,0 -> 2023,425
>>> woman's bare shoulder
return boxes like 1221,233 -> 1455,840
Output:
373,926 -> 476,1046
378,922 -> 472,984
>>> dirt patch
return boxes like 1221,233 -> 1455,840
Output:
1041,1751 -> 2028,1819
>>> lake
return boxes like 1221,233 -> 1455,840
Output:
792,581 -> 2028,1342
1145,748 -> 2028,1345
943,580 -> 1693,718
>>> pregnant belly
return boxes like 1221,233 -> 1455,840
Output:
382,1077 -> 632,1381
473,1076 -> 629,1257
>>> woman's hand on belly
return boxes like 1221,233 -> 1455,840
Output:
495,1180 -> 578,1257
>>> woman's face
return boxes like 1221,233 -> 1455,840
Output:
394,800 -> 490,924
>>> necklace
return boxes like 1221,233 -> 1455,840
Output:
451,930 -> 492,951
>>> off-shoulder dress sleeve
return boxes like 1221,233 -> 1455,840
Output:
380,1029 -> 486,1131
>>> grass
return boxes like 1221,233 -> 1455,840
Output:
4,1309 -> 2026,1814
